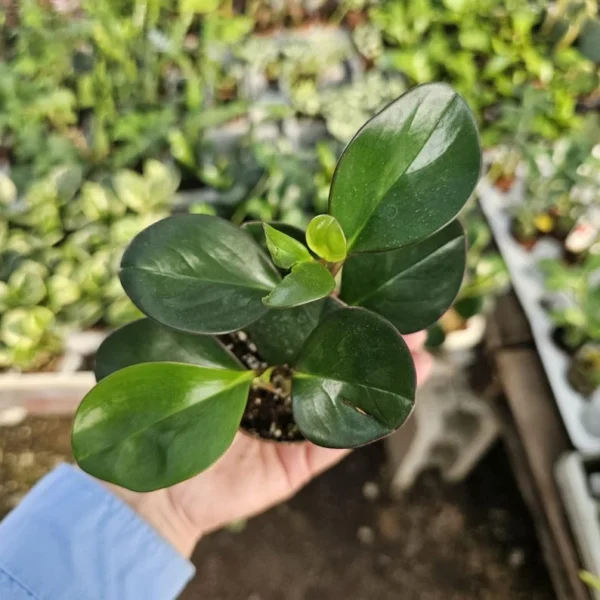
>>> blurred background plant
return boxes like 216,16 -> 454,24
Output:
0,0 -> 599,373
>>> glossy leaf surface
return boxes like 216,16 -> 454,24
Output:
73,363 -> 253,491
242,221 -> 306,253
341,220 -> 466,333
292,308 -> 415,448
262,261 -> 335,309
306,215 -> 347,262
263,223 -> 312,269
95,318 -> 242,381
245,297 -> 342,365
120,215 -> 280,334
329,83 -> 481,253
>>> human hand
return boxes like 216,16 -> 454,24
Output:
102,331 -> 433,558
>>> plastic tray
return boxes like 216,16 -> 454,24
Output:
556,452 -> 600,599
478,177 -> 600,452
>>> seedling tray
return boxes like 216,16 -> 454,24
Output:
478,177 -> 600,451
556,451 -> 600,599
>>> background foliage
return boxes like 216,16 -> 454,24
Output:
0,0 -> 599,370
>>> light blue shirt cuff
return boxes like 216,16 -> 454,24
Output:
0,463 -> 195,600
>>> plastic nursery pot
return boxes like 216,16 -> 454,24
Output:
551,326 -> 586,356
494,174 -> 516,193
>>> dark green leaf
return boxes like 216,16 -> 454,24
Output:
425,323 -> 446,349
263,223 -> 312,269
578,19 -> 600,63
453,295 -> 484,320
341,220 -> 466,333
262,261 -> 335,309
245,297 -> 343,365
120,215 -> 280,334
292,308 -> 415,448
306,215 -> 347,262
95,318 -> 242,381
73,363 -> 253,491
329,83 -> 481,253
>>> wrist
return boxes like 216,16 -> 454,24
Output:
99,481 -> 202,558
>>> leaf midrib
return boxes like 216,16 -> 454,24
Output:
346,93 -> 458,251
121,265 -> 273,292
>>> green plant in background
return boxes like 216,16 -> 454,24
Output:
71,83 -> 480,491
0,159 -> 181,370
1,0 -> 599,375
524,123 -> 600,230
370,0 -> 598,139
569,342 -> 600,396
0,306 -> 62,371
540,253 -> 600,351
580,569 -> 600,592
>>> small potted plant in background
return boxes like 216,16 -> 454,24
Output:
569,342 -> 600,398
71,83 -> 481,492
540,254 -> 600,355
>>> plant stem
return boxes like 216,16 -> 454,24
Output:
252,378 -> 280,394
329,261 -> 344,277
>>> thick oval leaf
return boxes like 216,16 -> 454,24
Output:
262,261 -> 335,309
120,215 -> 280,334
578,18 -> 600,62
329,83 -> 481,253
95,318 -> 242,381
292,308 -> 415,448
340,220 -> 466,333
73,363 -> 253,491
306,215 -> 347,262
263,223 -> 312,269
245,297 -> 343,365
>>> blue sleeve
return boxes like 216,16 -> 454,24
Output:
0,464 -> 195,600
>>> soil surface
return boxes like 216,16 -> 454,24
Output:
221,332 -> 303,442
0,416 -> 553,599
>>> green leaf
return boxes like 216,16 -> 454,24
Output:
329,83 -> 481,253
245,297 -> 343,365
292,308 -> 415,448
95,318 -> 242,381
578,19 -> 600,63
306,215 -> 347,262
263,223 -> 312,269
120,215 -> 280,334
341,221 -> 466,333
242,222 -> 306,250
262,261 -> 335,309
72,363 -> 253,492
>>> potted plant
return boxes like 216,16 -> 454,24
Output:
70,82 -> 481,492
540,254 -> 600,355
569,342 -> 600,398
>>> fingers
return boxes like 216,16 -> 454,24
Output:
403,330 -> 427,352
402,330 -> 433,386
304,444 -> 351,477
413,347 -> 433,386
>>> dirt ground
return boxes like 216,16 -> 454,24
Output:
0,417 -> 554,599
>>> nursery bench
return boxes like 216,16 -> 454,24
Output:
487,290 -> 589,600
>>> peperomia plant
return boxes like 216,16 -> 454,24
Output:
71,83 -> 481,491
